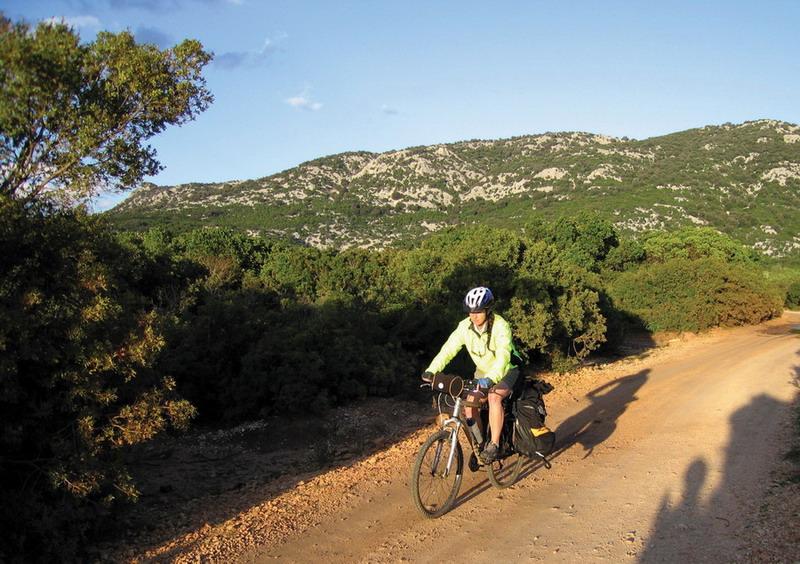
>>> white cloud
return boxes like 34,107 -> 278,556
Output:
286,89 -> 322,111
43,15 -> 101,29
213,33 -> 286,70
381,104 -> 399,115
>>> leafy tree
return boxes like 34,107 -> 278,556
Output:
174,227 -> 272,272
387,226 -> 525,307
548,212 -> 619,272
603,238 -> 646,272
315,247 -> 396,305
506,240 -> 607,370
0,15 -> 212,559
0,16 -> 212,204
0,198 -> 196,559
259,243 -> 326,303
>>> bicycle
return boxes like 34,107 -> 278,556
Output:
410,373 -> 526,518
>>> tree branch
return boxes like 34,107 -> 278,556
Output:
1,123 -> 49,197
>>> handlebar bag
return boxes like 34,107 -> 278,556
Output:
431,373 -> 464,396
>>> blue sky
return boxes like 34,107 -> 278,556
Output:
5,1 -> 800,211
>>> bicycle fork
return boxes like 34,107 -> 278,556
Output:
433,397 -> 464,478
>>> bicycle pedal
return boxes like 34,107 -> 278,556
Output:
468,453 -> 481,472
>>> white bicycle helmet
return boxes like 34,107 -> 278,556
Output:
463,286 -> 494,313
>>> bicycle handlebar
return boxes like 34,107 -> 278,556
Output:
422,373 -> 487,398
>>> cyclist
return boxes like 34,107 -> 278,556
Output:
421,286 -> 519,463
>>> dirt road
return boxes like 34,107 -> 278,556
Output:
247,313 -> 799,563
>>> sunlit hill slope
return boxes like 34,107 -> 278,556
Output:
109,119 -> 800,260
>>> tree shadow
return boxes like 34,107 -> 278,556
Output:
93,395 -> 437,561
502,369 -> 650,488
758,312 -> 800,336
598,293 -> 659,360
640,372 -> 800,562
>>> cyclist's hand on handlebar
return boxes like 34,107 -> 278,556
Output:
421,371 -> 434,383
477,377 -> 492,389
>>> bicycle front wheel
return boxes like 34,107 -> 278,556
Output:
410,429 -> 463,518
486,450 -> 524,489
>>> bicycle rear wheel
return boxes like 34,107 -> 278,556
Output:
486,450 -> 524,489
411,429 -> 463,518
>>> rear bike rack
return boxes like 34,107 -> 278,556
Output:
534,451 -> 552,470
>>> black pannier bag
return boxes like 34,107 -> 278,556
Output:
512,379 -> 555,457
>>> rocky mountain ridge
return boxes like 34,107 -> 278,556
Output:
111,119 -> 800,258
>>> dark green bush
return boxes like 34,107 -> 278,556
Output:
387,226 -> 607,368
121,222 -> 782,419
608,257 -> 781,332
258,243 -> 327,303
505,240 -> 606,369
152,225 -> 613,420
786,281 -> 800,309
174,226 -> 273,273
548,212 -> 619,272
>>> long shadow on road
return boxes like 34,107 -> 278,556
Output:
639,359 -> 800,562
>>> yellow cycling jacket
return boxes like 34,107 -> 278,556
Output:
425,313 -> 516,384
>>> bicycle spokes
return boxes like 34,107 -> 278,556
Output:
428,440 -> 445,477
411,430 -> 463,518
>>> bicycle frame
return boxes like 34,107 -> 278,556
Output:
437,393 -> 482,476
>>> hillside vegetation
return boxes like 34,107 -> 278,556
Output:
110,120 -> 800,262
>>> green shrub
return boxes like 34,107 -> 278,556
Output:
112,222 -> 784,424
641,227 -> 759,265
786,281 -> 800,309
608,257 -> 781,332
155,225 -> 612,417
506,240 -> 606,366
258,243 -> 327,303
174,226 -> 272,273
603,238 -> 646,272
386,225 -> 525,307
548,212 -> 619,272
161,295 -> 418,421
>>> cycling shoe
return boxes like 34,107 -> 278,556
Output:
480,442 -> 499,463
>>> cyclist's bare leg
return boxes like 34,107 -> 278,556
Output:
488,386 -> 511,446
